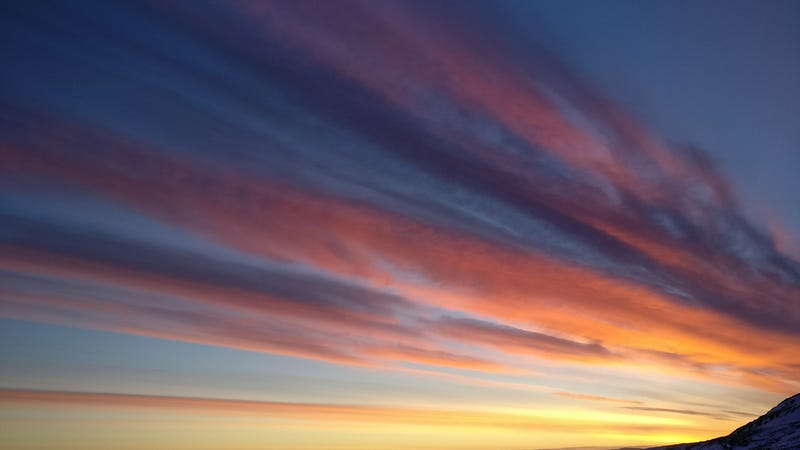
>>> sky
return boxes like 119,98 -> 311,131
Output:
0,1 -> 798,449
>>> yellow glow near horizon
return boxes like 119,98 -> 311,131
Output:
0,390 -> 734,450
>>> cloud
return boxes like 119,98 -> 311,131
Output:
0,0 -> 798,401
623,406 -> 719,418
0,388 -> 707,434
555,392 -> 642,405
431,317 -> 613,362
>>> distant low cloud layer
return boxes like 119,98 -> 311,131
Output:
1,0 -> 798,412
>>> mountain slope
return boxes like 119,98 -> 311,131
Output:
648,393 -> 800,450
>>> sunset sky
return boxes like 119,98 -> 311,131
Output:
1,1 -> 799,449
